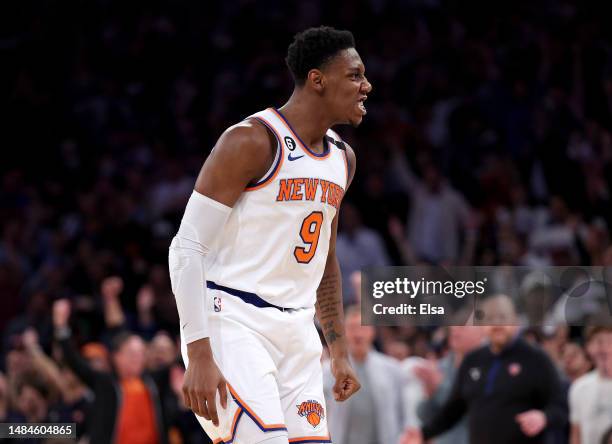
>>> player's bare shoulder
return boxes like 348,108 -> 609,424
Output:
210,119 -> 275,178
195,118 -> 277,204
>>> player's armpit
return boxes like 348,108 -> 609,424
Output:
194,119 -> 277,207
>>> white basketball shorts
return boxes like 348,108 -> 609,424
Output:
180,285 -> 331,444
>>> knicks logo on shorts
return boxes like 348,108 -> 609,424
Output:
297,400 -> 325,428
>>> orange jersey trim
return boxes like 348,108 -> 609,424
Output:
288,435 -> 332,443
212,408 -> 243,444
211,383 -> 287,444
245,116 -> 285,191
270,108 -> 332,160
227,383 -> 286,430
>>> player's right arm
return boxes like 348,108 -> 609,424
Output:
169,119 -> 275,425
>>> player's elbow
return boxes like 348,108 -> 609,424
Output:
172,223 -> 209,257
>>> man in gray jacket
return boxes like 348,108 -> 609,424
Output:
323,306 -> 405,444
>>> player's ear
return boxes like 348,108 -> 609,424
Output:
307,69 -> 325,93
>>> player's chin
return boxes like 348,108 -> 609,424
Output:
347,114 -> 364,127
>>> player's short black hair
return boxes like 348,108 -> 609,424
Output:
286,26 -> 355,86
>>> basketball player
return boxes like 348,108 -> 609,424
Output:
168,26 -> 371,444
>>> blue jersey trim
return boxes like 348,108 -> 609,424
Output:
217,409 -> 244,444
246,116 -> 282,188
230,393 -> 288,433
274,108 -> 330,157
206,281 -> 289,311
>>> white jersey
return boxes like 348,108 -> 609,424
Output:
205,108 -> 349,309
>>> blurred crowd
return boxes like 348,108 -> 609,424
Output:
3,0 -> 612,442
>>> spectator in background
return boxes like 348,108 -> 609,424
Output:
9,372 -> 51,424
147,331 -> 177,371
561,342 -> 593,383
97,276 -> 204,443
569,323 -> 612,444
53,298 -> 172,444
134,284 -> 159,340
4,343 -> 33,408
399,354 -> 427,429
518,271 -> 554,326
540,326 -> 571,379
413,325 -> 486,444
22,328 -> 92,436
336,203 -> 390,303
323,306 -> 404,444
0,372 -> 7,421
528,196 -> 582,266
3,290 -> 52,356
80,342 -> 111,373
388,146 -> 476,265
401,294 -> 568,444
602,426 -> 612,444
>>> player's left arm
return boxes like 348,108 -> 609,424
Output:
315,143 -> 360,402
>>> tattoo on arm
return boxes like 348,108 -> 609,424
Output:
316,267 -> 343,345
323,321 -> 342,343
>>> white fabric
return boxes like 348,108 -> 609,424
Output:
169,191 -> 231,343
251,436 -> 290,444
233,420 -> 288,444
181,290 -> 330,443
205,108 -> 348,309
569,370 -> 612,444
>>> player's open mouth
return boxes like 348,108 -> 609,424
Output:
357,96 -> 367,115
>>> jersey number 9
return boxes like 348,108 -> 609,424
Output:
294,211 -> 323,264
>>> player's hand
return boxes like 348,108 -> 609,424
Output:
52,299 -> 71,329
400,427 -> 424,444
330,357 -> 360,401
183,338 -> 228,426
515,409 -> 547,437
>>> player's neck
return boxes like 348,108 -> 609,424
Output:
278,95 -> 332,153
